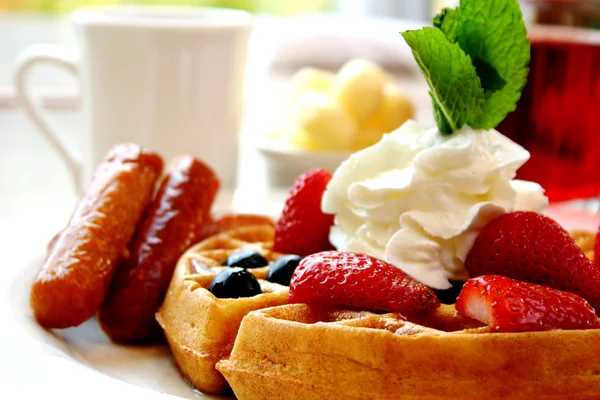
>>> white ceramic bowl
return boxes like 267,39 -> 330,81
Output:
256,143 -> 350,187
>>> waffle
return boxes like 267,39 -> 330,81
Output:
217,303 -> 600,400
159,227 -> 599,397
216,229 -> 600,400
155,225 -> 289,394
571,230 -> 595,261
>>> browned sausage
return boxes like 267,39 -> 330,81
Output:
98,155 -> 220,343
30,144 -> 164,329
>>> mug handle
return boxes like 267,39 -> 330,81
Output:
13,44 -> 82,194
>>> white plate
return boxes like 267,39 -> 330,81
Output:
9,256 -> 228,400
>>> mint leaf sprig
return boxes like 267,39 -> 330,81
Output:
403,0 -> 530,135
403,28 -> 484,134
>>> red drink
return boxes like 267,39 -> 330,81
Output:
497,27 -> 600,202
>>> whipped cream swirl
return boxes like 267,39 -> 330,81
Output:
322,121 -> 548,290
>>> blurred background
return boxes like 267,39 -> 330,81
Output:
2,0 -> 532,90
1,0 -> 599,219
0,0 -> 470,218
1,0 -> 455,15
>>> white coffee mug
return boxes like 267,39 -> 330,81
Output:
14,6 -> 251,192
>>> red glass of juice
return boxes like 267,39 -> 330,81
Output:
496,26 -> 600,203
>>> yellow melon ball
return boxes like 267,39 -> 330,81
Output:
369,83 -> 415,133
352,129 -> 387,151
287,128 -> 322,151
333,59 -> 387,123
294,92 -> 357,151
290,67 -> 335,100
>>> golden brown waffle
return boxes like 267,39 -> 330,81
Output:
571,230 -> 595,261
159,227 -> 598,397
217,303 -> 600,400
155,225 -> 289,394
217,229 -> 600,399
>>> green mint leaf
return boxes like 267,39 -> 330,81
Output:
432,102 -> 454,135
402,27 -> 485,135
453,0 -> 530,129
433,7 -> 457,40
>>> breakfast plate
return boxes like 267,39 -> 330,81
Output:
9,256 -> 224,400
7,200 -> 600,400
8,1 -> 600,398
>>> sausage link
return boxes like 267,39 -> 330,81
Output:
98,156 -> 220,342
30,144 -> 164,329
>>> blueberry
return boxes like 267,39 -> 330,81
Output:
267,255 -> 302,286
226,250 -> 269,269
209,267 -> 262,299
434,280 -> 465,305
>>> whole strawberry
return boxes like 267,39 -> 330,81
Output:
456,275 -> 599,332
595,224 -> 600,269
289,251 -> 440,314
273,168 -> 335,257
465,211 -> 600,313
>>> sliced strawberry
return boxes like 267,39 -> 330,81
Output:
273,169 -> 334,257
456,275 -> 599,332
465,211 -> 600,313
289,251 -> 440,314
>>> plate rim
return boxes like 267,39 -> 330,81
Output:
7,255 -> 205,400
